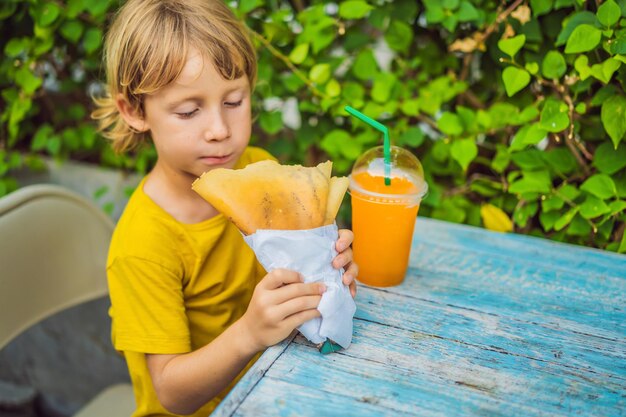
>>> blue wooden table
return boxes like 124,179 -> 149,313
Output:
212,218 -> 626,416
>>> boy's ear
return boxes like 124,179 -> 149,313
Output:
115,94 -> 149,132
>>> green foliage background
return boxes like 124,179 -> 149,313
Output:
2,0 -> 626,252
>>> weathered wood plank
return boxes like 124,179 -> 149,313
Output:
233,378 -> 421,417
412,218 -> 626,278
391,233 -> 626,338
354,286 -> 625,381
266,320 -> 624,416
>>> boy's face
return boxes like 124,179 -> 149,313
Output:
142,48 -> 252,179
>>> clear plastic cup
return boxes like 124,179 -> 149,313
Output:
349,145 -> 428,287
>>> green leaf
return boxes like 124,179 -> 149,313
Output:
321,129 -> 362,159
371,73 -> 397,103
342,82 -> 365,102
592,142 -> 626,174
442,14 -> 459,32
14,67 -> 42,95
580,195 -> 611,218
289,43 -> 309,64
497,34 -> 526,58
519,105 -> 540,123
540,210 -> 561,231
557,183 -> 581,201
539,98 -> 569,132
565,24 -> 602,53
34,2 -> 61,27
556,11 -> 598,46
580,174 -> 618,199
542,148 -> 577,175
554,206 -> 580,231
309,63 -> 331,84
259,111 -> 283,134
591,85 -> 618,107
574,55 -> 592,80
239,0 -> 264,14
83,28 -> 102,54
85,0 -> 110,17
590,58 -> 621,84
601,95 -> 626,148
401,99 -> 420,116
470,179 -> 503,197
511,149 -> 547,170
542,51 -> 567,79
566,215 -> 591,236
450,138 -> 478,171
352,49 -> 378,81
525,62 -> 539,75
610,32 -> 626,54
514,201 -> 539,228
339,1 -> 374,19
502,67 -> 531,97
508,170 -> 552,194
597,0 -> 621,27
608,200 -> 626,216
457,1 -> 479,22
0,2 -> 17,20
325,79 -> 341,98
530,0 -> 554,16
5,38 -> 30,57
60,20 -> 85,44
438,112 -> 464,136
66,0 -> 85,18
31,124 -> 54,151
385,20 -> 413,53
442,0 -> 460,8
398,127 -> 425,147
492,145 -> 510,173
542,194 -> 565,212
45,135 -> 61,156
510,124 -> 547,151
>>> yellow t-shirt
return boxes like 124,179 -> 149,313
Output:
107,147 -> 275,417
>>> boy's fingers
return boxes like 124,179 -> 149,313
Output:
332,248 -> 353,269
335,229 -> 354,252
349,280 -> 357,299
276,295 -> 322,319
263,269 -> 302,289
284,308 -> 322,330
342,262 -> 358,285
274,281 -> 326,304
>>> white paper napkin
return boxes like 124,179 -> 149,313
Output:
243,223 -> 356,349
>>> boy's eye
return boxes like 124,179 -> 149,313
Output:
176,109 -> 198,118
224,100 -> 243,108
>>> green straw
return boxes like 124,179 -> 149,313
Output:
344,105 -> 391,185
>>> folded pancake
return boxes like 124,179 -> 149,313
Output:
192,160 -> 348,235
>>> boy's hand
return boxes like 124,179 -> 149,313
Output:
241,269 -> 325,352
334,229 -> 358,298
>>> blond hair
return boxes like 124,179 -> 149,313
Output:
92,0 -> 257,153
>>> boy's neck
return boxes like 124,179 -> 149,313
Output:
144,163 -> 220,224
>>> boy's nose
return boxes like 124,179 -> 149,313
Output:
204,111 -> 230,142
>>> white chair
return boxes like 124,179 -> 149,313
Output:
0,184 -> 134,416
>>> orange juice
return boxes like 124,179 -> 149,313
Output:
350,171 -> 422,287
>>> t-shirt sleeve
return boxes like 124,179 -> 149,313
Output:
108,255 -> 191,354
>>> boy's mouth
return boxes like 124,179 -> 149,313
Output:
199,154 -> 233,166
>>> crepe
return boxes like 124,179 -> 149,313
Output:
192,160 -> 349,234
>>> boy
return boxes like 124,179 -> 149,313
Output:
92,0 -> 358,416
